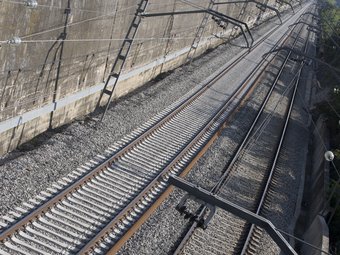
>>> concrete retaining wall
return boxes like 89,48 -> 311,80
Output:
301,215 -> 329,255
0,0 -> 286,155
307,116 -> 329,225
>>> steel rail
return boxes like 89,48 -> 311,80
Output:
81,63 -> 254,255
0,10 -> 291,253
172,11 -> 307,255
100,11 -> 312,254
72,8 -> 307,253
240,15 -> 313,255
79,25 -> 285,254
0,6 -> 311,255
213,13 -> 310,193
0,19 -> 264,244
175,3 -> 314,251
0,1 -> 301,243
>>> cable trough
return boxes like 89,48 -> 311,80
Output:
0,4 -> 312,255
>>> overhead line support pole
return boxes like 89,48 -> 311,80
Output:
141,9 -> 254,48
96,0 -> 149,122
213,0 -> 283,24
289,20 -> 340,49
262,46 -> 340,82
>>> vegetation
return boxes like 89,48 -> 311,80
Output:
317,0 -> 340,254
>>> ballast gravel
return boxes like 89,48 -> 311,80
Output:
253,60 -> 312,255
0,7 -> 308,255
0,11 -> 284,216
118,13 -> 311,255
117,71 -> 272,255
0,37 -> 239,215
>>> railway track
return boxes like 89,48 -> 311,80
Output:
175,8 -> 315,255
240,12 -> 316,255
0,4 -> 312,255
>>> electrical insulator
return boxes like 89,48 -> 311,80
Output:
7,37 -> 22,45
324,151 -> 335,162
26,0 -> 38,8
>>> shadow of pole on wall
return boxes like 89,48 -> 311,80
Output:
49,0 -> 71,129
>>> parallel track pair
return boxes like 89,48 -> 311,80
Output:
0,4 -> 314,255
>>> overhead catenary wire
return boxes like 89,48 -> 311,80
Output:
276,228 -> 332,255
0,25 -> 226,113
0,6 -> 231,45
0,0 -> 119,14
0,6 -> 136,43
326,98 -> 340,119
0,19 -> 221,77
0,3 -> 176,43
0,0 -> 186,15
0,0 -> 224,55
1,35 -> 220,44
0,1 -> 215,45
0,0 -> 231,114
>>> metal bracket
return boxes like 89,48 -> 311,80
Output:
140,8 -> 254,48
308,11 -> 340,40
96,0 -> 149,122
300,11 -> 321,20
288,20 -> 340,50
169,175 -> 298,255
262,46 -> 340,81
176,194 -> 216,229
307,26 -> 321,35
214,1 -> 282,24
288,21 -> 321,32
209,9 -> 254,47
